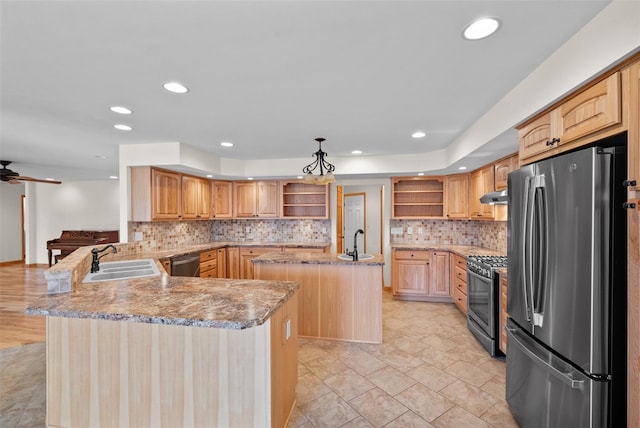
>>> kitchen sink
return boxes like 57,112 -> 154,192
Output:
337,254 -> 374,261
83,259 -> 160,283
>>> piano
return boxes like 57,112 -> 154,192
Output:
47,230 -> 119,267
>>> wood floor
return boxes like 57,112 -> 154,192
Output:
0,263 -> 48,349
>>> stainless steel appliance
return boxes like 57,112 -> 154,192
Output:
506,144 -> 627,427
467,255 -> 507,357
170,252 -> 200,277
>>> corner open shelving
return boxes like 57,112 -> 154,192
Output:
281,182 -> 329,219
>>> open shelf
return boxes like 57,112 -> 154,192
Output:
392,176 -> 445,219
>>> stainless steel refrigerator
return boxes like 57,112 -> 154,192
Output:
506,143 -> 627,427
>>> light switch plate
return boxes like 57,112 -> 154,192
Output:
407,227 -> 413,235
390,227 -> 403,235
134,231 -> 143,241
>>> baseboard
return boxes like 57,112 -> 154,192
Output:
0,260 -> 24,267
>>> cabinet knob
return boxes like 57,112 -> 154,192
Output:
623,179 -> 637,187
622,202 -> 637,209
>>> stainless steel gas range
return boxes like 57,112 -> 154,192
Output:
466,255 -> 507,357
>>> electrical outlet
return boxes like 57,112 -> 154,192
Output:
407,227 -> 413,235
134,231 -> 143,241
391,227 -> 403,235
322,227 -> 327,234
418,227 -> 423,235
245,226 -> 251,233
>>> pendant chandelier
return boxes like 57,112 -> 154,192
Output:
302,137 -> 336,184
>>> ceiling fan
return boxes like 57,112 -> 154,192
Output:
0,160 -> 61,184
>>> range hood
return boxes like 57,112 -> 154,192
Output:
480,189 -> 508,205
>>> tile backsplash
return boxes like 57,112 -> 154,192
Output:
390,220 -> 507,254
128,219 -> 331,251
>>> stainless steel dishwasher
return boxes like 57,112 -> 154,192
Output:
170,253 -> 200,277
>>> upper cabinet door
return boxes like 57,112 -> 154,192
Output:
519,113 -> 554,160
234,182 -> 257,217
256,181 -> 279,217
181,175 -> 199,219
212,181 -> 233,218
494,154 -> 518,191
152,169 -> 182,220
558,72 -> 621,143
445,174 -> 469,219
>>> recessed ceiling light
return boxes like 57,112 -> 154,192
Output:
297,176 -> 303,179
352,150 -> 363,154
110,106 -> 132,115
458,166 -> 468,170
412,131 -> 426,138
206,174 -> 213,178
463,17 -> 500,40
248,177 -> 254,180
163,82 -> 189,94
114,124 -> 132,131
109,176 -> 118,180
417,172 -> 425,176
220,141 -> 234,147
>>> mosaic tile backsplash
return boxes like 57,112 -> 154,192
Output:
390,220 -> 507,254
128,219 -> 331,251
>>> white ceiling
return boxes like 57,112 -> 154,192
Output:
0,0 -> 612,182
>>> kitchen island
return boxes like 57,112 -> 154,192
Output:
27,249 -> 299,428
253,252 -> 384,344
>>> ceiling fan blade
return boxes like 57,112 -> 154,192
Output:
14,175 -> 62,184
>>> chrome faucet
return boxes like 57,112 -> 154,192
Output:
345,229 -> 364,261
91,244 -> 117,273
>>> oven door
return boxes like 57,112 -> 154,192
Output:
467,269 -> 495,337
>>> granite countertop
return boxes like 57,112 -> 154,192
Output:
253,252 -> 385,266
391,243 -> 506,258
26,273 -> 299,329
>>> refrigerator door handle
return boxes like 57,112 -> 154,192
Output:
532,175 -> 547,328
508,326 -> 585,389
522,176 -> 533,322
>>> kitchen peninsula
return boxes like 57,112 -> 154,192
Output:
26,245 -> 300,428
253,252 -> 384,344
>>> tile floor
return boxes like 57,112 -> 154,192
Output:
0,292 -> 517,427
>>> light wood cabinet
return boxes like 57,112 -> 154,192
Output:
131,166 -> 183,221
500,273 -> 508,355
216,248 -> 227,278
281,181 -> 329,219
519,72 -> 623,163
233,181 -> 280,218
445,174 -> 469,219
391,176 -> 445,219
469,166 -> 497,220
226,247 -> 240,279
212,181 -> 233,219
429,251 -> 450,297
494,153 -> 518,191
392,249 -> 452,302
239,247 -> 282,279
182,176 -> 210,220
449,253 -> 468,315
199,249 -> 218,278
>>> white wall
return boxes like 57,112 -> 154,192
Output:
29,181 -> 120,264
0,182 -> 25,262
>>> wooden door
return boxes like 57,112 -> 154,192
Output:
480,166 -> 496,218
558,72 -> 621,144
428,251 -> 450,297
226,247 -> 240,279
234,182 -> 256,217
468,169 -> 483,218
394,261 -> 429,295
445,174 -> 469,219
151,169 -> 181,220
198,178 -> 211,218
216,248 -> 227,278
181,175 -> 199,219
494,154 -> 517,191
212,181 -> 233,218
518,112 -> 554,160
256,181 -> 279,217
